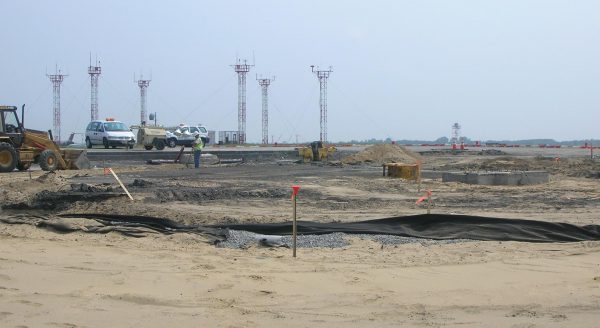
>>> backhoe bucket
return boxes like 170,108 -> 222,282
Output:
61,149 -> 90,169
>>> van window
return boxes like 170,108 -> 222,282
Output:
199,127 -> 207,133
103,122 -> 129,132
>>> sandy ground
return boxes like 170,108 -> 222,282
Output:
1,148 -> 599,327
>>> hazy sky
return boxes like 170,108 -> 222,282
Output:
1,0 -> 599,142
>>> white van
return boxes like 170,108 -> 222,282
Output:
85,119 -> 136,149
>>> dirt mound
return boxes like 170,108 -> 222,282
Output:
342,144 -> 421,165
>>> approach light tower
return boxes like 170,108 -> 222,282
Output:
257,76 -> 275,144
88,58 -> 101,121
451,123 -> 461,149
135,75 -> 151,125
311,65 -> 333,143
47,69 -> 67,143
231,59 -> 253,144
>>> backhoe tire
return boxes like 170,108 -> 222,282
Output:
103,138 -> 109,149
144,145 -> 154,150
0,142 -> 17,173
16,162 -> 32,171
39,149 -> 58,172
86,137 -> 93,149
154,139 -> 166,150
167,138 -> 177,148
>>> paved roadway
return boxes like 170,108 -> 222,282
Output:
84,145 -> 306,162
81,144 -> 595,162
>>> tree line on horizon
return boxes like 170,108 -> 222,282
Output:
341,137 -> 595,146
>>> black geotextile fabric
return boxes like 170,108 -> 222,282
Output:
214,214 -> 600,243
0,214 -> 225,242
3,213 -> 599,243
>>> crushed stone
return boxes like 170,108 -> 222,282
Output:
216,229 -> 470,249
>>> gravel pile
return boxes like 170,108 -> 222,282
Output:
216,229 -> 471,249
354,234 -> 472,246
280,233 -> 349,248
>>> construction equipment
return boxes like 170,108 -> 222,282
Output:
0,105 -> 89,172
297,141 -> 336,162
132,125 -> 168,150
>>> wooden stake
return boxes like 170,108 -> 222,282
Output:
175,146 -> 185,163
293,195 -> 297,257
417,163 -> 422,193
427,195 -> 431,214
186,148 -> 193,168
291,185 -> 301,258
109,168 -> 134,201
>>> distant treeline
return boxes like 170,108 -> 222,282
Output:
341,137 -> 595,146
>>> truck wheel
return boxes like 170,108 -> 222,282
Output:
103,138 -> 109,149
16,162 -> 32,171
0,142 -> 17,173
167,138 -> 177,148
154,139 -> 166,150
39,149 -> 58,172
144,145 -> 153,150
85,137 -> 93,149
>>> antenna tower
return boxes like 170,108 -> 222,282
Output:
88,57 -> 101,121
47,68 -> 67,143
231,59 -> 253,144
135,75 -> 151,125
451,123 -> 461,149
257,76 -> 274,144
311,65 -> 333,143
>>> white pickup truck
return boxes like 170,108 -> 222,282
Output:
166,125 -> 209,148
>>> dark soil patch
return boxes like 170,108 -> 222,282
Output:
152,187 -> 289,203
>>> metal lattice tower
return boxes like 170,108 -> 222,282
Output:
311,65 -> 333,143
88,58 -> 101,121
231,59 -> 253,144
47,69 -> 67,143
136,76 -> 151,125
451,123 -> 461,146
257,76 -> 274,144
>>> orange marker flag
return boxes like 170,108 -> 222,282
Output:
291,185 -> 301,200
103,167 -> 110,175
415,190 -> 432,204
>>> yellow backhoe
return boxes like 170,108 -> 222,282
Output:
297,141 -> 337,162
0,105 -> 89,172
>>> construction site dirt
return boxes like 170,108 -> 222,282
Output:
1,145 -> 599,327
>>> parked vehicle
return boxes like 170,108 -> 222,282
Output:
166,124 -> 209,148
85,119 -> 136,149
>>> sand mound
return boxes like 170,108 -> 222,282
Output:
342,144 -> 421,165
